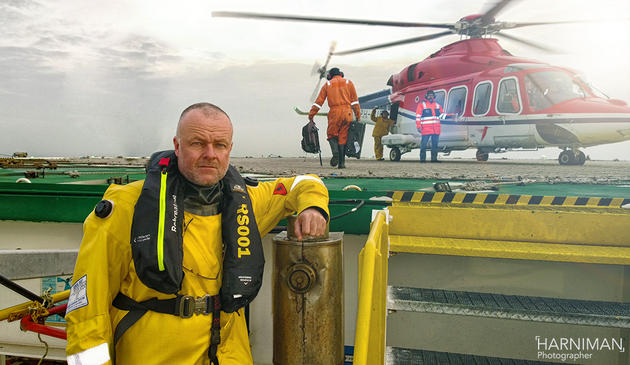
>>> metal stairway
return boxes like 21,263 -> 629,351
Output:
352,194 -> 630,365
387,286 -> 630,329
385,347 -> 560,365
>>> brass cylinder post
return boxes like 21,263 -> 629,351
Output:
272,216 -> 344,365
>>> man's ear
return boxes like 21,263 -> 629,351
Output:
173,136 -> 180,157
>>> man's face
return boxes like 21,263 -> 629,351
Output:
173,109 -> 233,186
426,93 -> 435,102
382,112 -> 389,119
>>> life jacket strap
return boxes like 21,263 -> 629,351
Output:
208,294 -> 221,365
112,292 -> 221,364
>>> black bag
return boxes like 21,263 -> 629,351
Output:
345,121 -> 366,158
301,121 -> 320,154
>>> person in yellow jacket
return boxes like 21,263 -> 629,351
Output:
65,102 -> 329,365
370,108 -> 395,161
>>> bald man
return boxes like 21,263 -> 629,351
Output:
66,103 -> 329,365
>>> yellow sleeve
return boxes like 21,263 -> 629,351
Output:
248,175 -> 329,236
65,184 -> 138,364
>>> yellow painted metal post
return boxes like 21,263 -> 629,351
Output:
354,211 -> 389,365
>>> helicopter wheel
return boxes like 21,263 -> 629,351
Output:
476,149 -> 489,162
574,150 -> 586,165
390,147 -> 401,162
558,150 -> 575,165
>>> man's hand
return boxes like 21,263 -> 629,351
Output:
293,207 -> 327,241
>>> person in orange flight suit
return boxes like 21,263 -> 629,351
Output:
308,67 -> 361,169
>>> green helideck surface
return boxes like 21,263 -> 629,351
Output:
1,166 -> 629,234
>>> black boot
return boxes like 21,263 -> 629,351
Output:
431,149 -> 438,162
328,137 -> 339,166
338,144 -> 346,169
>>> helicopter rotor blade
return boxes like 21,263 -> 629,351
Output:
318,41 -> 337,77
334,31 -> 452,56
309,42 -> 337,102
311,61 -> 322,76
212,11 -> 454,29
480,0 -> 518,25
310,77 -> 323,102
495,32 -> 558,53
502,20 -> 591,29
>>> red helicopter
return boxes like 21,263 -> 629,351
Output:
213,1 -> 630,165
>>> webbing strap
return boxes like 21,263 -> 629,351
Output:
112,293 -> 221,363
113,309 -> 147,346
208,295 -> 221,365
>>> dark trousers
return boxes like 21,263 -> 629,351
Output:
420,133 -> 440,161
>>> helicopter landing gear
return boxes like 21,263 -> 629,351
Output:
558,150 -> 574,165
558,149 -> 586,166
390,147 -> 402,162
476,149 -> 489,162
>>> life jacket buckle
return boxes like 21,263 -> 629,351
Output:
178,295 -> 212,318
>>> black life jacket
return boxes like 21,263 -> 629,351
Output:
130,150 -> 264,313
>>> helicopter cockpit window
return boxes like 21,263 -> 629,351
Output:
473,82 -> 492,116
445,86 -> 467,119
525,71 -> 587,110
497,78 -> 521,114
575,74 -> 607,99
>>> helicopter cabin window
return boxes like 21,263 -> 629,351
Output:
445,86 -> 467,119
497,78 -> 521,114
434,90 -> 446,109
525,71 -> 587,111
472,81 -> 492,116
407,63 -> 417,82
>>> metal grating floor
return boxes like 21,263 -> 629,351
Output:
386,347 -> 568,365
388,286 -> 630,328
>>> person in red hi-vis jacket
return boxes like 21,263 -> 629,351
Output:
415,90 -> 444,163
309,67 -> 361,169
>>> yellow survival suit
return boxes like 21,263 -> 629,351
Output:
65,173 -> 329,365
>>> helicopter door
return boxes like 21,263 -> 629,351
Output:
442,86 -> 469,146
389,102 -> 401,134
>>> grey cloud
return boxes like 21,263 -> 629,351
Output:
0,46 -> 67,75
1,0 -> 40,10
0,5 -> 27,30
92,36 -> 182,77
208,52 -> 226,60
33,34 -> 90,49
0,0 -> 40,33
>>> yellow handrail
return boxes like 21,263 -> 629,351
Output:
0,289 -> 70,322
354,211 -> 389,365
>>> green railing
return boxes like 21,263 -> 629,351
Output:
353,210 -> 389,365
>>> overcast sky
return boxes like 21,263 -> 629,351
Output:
1,0 -> 629,160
